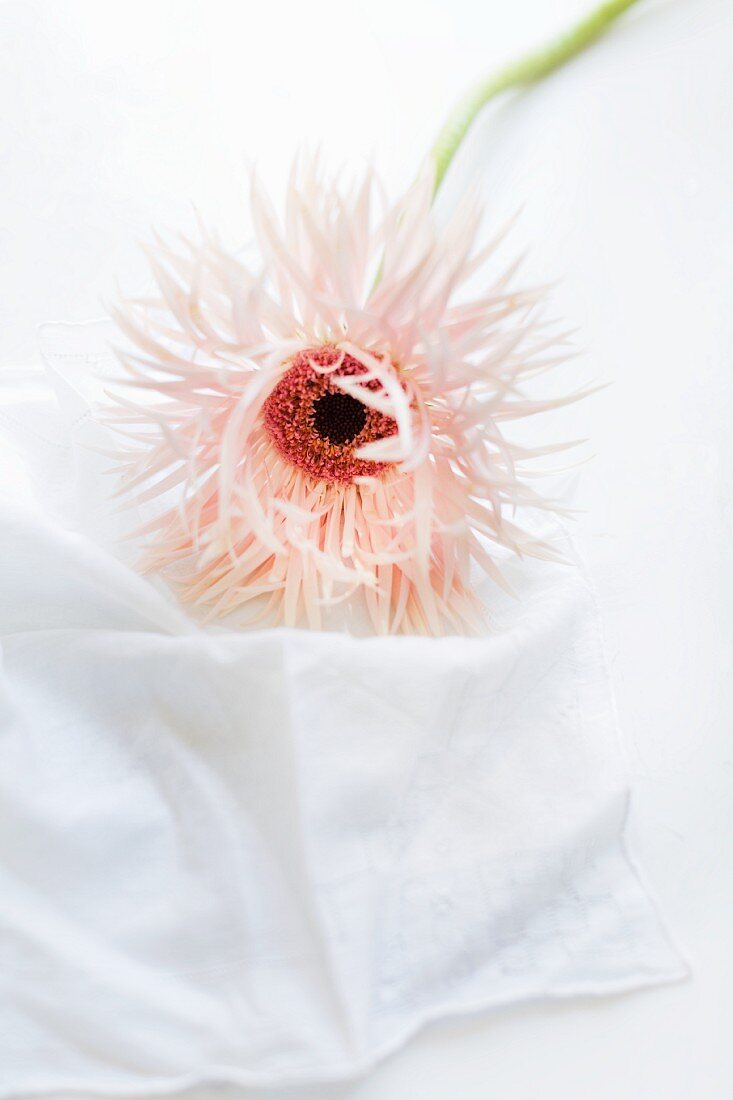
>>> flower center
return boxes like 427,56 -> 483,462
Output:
262,345 -> 397,485
312,390 -> 367,445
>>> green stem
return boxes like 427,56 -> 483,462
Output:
430,0 -> 642,194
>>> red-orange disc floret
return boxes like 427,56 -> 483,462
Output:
263,346 -> 398,484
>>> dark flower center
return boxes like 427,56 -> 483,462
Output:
312,390 -> 367,445
262,345 -> 398,484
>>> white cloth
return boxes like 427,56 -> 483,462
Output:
0,331 -> 685,1096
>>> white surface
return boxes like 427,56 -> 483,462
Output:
0,0 -> 731,1096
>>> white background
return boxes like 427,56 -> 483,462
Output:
1,0 -> 732,1097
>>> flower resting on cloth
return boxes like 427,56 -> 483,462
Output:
105,157 -> 579,635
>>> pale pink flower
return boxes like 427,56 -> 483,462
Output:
106,156 -> 576,635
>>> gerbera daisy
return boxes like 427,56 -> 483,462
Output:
96,0 -> 646,633
104,155 -> 576,635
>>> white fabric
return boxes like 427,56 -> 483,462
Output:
0,335 -> 685,1095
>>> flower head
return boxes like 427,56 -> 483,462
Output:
106,156 -> 573,634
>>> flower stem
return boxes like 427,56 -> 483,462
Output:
430,0 -> 643,194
